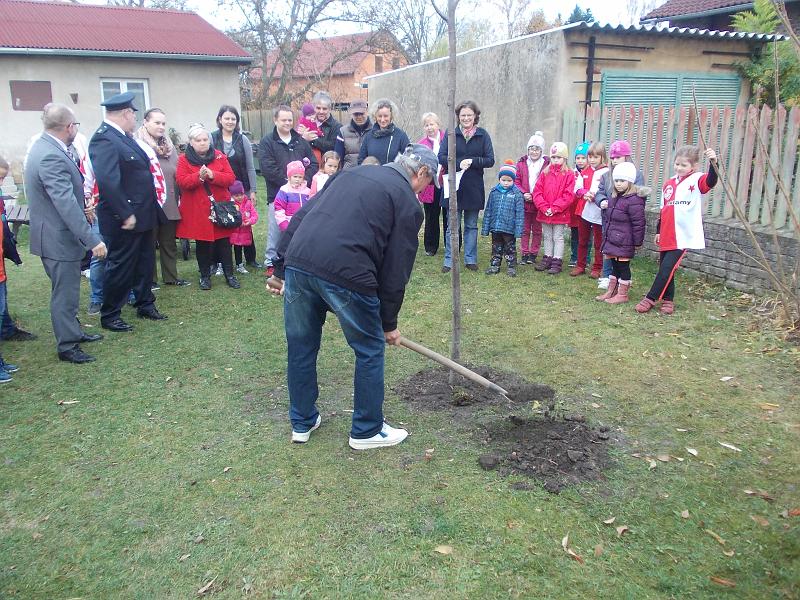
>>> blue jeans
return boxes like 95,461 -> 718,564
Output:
0,279 -> 14,338
89,220 -> 105,304
602,257 -> 613,278
443,209 -> 479,268
283,268 -> 386,439
0,281 -> 6,361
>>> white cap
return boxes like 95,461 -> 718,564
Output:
613,162 -> 637,184
527,131 -> 545,149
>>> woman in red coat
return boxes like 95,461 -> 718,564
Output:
176,124 -> 238,290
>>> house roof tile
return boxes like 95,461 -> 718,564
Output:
0,0 -> 250,62
644,0 -> 755,20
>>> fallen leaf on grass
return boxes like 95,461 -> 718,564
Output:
705,529 -> 726,546
194,535 -> 205,544
676,428 -> 688,432
591,393 -> 602,399
720,376 -> 734,382
758,403 -> 779,410
603,517 -> 616,525
196,577 -> 216,596
165,376 -> 172,382
57,400 -> 80,406
179,553 -> 191,562
750,515 -> 770,527
32,532 -> 42,540
616,525 -> 629,538
591,402 -> 601,409
560,535 -> 584,564
719,442 -> 742,452
594,544 -> 603,557
434,545 -> 453,555
657,454 -> 671,463
744,489 -> 775,502
710,576 -> 736,588
789,508 -> 800,517
681,510 -> 690,519
223,467 -> 232,473
723,549 -> 735,557
686,448 -> 698,456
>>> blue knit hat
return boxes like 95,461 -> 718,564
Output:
498,159 -> 517,180
575,141 -> 591,158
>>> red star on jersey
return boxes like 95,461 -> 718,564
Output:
688,184 -> 696,192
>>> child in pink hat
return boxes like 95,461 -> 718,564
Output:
274,159 -> 311,231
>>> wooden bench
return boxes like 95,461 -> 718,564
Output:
5,204 -> 29,235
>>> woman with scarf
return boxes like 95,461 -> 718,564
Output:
357,98 -> 410,165
416,112 -> 446,256
211,105 -> 260,269
437,100 -> 495,273
176,124 -> 238,291
134,108 -> 189,287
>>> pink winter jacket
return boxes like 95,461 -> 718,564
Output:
274,183 -> 311,231
416,131 -> 445,203
229,195 -> 259,246
533,165 -> 576,225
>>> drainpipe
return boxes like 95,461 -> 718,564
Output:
583,35 -> 596,141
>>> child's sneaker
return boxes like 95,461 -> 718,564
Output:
236,263 -> 249,274
349,422 -> 408,450
0,369 -> 11,384
485,265 -> 500,275
291,415 -> 321,443
659,300 -> 674,315
507,267 -> 516,277
597,277 -> 609,290
0,361 -> 19,373
214,263 -> 224,276
568,259 -> 577,267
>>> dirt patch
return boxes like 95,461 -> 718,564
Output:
478,415 -> 612,493
395,367 -> 612,493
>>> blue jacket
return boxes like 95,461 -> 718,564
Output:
481,183 -> 524,237
357,123 -> 410,165
438,127 -> 495,211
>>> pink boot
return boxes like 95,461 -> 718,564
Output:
660,300 -> 674,315
635,296 -> 656,313
605,280 -> 630,304
595,276 -> 618,301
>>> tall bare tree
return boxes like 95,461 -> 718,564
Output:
624,0 -> 667,25
491,0 -> 537,39
388,0 -> 447,63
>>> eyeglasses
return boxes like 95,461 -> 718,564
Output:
68,122 -> 80,128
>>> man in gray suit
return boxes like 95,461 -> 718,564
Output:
25,103 -> 108,363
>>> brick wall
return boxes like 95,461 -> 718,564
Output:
641,209 -> 799,293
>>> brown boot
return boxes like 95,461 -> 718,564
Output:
535,256 -> 552,272
595,276 -> 618,301
569,265 -> 585,276
605,280 -> 630,304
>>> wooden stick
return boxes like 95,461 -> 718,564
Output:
398,337 -> 510,399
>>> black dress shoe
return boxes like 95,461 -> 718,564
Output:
165,279 -> 191,287
465,264 -> 479,271
225,275 -> 241,289
58,346 -> 96,364
79,333 -> 104,343
137,309 -> 167,321
5,329 -> 37,341
102,319 -> 133,332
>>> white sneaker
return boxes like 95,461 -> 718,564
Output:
236,264 -> 248,274
349,422 -> 408,450
597,277 -> 609,290
81,269 -> 91,279
214,264 -> 224,276
291,415 -> 321,443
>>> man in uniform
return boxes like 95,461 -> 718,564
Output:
89,92 -> 166,331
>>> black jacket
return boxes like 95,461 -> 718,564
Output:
438,127 -> 495,211
258,128 -> 318,203
277,164 -> 423,331
357,123 -> 411,165
89,122 -> 160,236
309,115 -> 341,155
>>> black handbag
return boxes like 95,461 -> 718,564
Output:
204,181 -> 241,229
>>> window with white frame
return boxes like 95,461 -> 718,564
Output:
100,79 -> 149,125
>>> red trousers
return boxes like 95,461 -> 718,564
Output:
521,210 -> 542,255
577,218 -> 603,271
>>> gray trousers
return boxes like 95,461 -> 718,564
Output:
264,202 -> 280,265
41,257 -> 83,353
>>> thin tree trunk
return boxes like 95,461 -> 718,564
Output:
446,0 -> 461,373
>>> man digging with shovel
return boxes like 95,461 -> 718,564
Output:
267,145 -> 437,449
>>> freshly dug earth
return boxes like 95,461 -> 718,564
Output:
395,367 -> 612,493
478,415 -> 612,493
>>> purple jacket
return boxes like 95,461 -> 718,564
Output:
600,188 -> 646,258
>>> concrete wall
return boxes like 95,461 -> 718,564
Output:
0,55 -> 242,179
641,209 -> 799,293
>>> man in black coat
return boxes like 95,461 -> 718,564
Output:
89,92 -> 166,331
268,145 -> 437,450
300,91 -> 341,156
259,105 -> 318,271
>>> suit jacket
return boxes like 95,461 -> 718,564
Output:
24,134 -> 101,261
89,122 -> 159,237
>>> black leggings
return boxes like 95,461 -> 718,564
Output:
611,258 -> 631,281
196,238 -> 232,276
233,242 -> 257,265
647,249 -> 686,302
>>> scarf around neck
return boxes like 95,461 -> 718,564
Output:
460,126 -> 477,141
185,144 -> 217,167
134,125 -> 174,159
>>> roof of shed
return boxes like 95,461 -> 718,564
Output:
0,0 -> 251,62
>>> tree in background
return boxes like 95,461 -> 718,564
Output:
566,4 -> 593,24
732,0 -> 800,106
623,0 -> 665,25
389,0 -> 448,62
522,9 -> 560,35
492,0 -> 538,40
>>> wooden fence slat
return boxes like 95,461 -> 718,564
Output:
748,105 -> 771,223
589,104 -> 601,142
636,105 -> 646,168
736,105 -> 759,221
724,106 -> 748,219
675,107 -> 687,154
762,104 -> 786,227
644,105 -> 655,179
653,105 -> 666,193
712,106 -> 733,217
775,106 -> 800,229
704,107 -> 720,216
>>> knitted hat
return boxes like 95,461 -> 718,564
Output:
498,159 -> 517,180
286,160 -> 306,178
229,180 -> 245,195
527,131 -> 545,149
613,162 -> 637,183
609,139 -> 632,159
574,141 -> 591,157
301,103 -> 314,118
549,142 -> 569,159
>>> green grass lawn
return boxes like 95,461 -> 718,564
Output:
1,220 -> 798,599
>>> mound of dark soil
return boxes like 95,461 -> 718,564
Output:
478,415 -> 612,493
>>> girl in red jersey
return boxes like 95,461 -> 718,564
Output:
635,146 -> 718,315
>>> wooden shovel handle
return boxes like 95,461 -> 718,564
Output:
398,337 -> 510,398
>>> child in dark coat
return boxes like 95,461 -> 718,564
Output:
481,160 -> 524,277
595,162 -> 647,304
